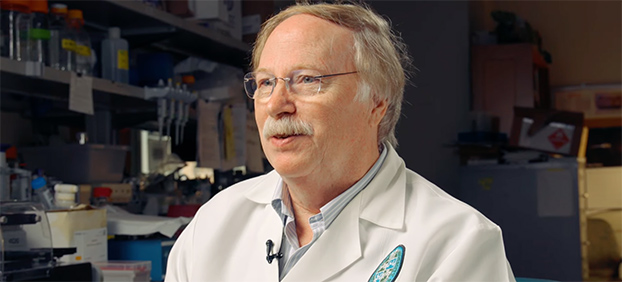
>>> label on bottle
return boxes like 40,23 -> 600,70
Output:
117,49 -> 129,70
62,39 -> 76,51
29,28 -> 51,40
75,45 -> 91,57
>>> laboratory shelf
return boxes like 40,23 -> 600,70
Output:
50,0 -> 251,68
0,57 -> 152,110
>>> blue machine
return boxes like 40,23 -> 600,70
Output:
458,159 -> 582,281
108,238 -> 175,281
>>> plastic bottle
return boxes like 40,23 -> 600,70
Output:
28,0 -> 50,65
31,177 -> 55,210
67,9 -> 92,75
48,3 -> 74,71
0,0 -> 31,60
101,27 -> 129,83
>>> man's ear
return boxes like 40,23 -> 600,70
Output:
370,97 -> 388,126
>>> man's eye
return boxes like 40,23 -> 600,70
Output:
258,79 -> 274,87
298,76 -> 318,84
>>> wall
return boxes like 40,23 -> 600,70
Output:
0,112 -> 33,146
371,1 -> 471,196
270,1 -> 471,195
470,1 -> 622,87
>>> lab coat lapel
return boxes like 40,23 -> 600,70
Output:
245,171 -> 284,281
283,194 -> 362,282
254,203 -> 284,281
283,145 -> 407,281
359,145 -> 406,229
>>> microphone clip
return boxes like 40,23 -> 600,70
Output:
266,239 -> 283,264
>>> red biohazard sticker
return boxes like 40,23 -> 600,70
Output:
548,128 -> 569,149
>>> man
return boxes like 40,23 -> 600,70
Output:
167,2 -> 515,281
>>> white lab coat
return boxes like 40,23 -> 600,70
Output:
166,145 -> 516,281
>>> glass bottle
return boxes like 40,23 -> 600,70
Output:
48,3 -> 75,70
0,0 -> 31,60
29,0 -> 50,65
67,9 -> 92,75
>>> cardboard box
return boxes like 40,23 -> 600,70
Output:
190,0 -> 242,40
164,0 -> 193,17
190,0 -> 240,21
510,107 -> 584,156
93,183 -> 133,204
242,0 -> 274,44
78,184 -> 92,205
555,85 -> 621,119
45,207 -> 108,263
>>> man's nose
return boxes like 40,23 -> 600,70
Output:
264,79 -> 295,118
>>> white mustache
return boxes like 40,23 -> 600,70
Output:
263,116 -> 314,139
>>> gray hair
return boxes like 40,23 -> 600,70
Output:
252,1 -> 412,147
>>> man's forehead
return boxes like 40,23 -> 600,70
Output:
280,15 -> 352,43
259,14 -> 355,71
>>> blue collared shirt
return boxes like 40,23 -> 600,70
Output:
270,144 -> 388,279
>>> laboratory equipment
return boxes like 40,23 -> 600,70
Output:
31,177 -> 55,210
0,151 -> 32,202
28,0 -> 50,65
9,167 -> 31,202
0,152 -> 10,202
101,27 -> 129,83
145,79 -> 197,144
459,159 -> 581,281
20,144 -> 129,184
0,201 -> 54,281
67,9 -> 93,75
166,80 -> 177,139
132,130 -> 171,176
48,3 -> 74,71
0,0 -> 31,60
106,241 -> 166,281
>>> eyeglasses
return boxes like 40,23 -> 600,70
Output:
243,69 -> 357,100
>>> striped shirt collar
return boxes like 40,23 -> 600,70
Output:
271,143 -> 388,229
270,144 -> 388,278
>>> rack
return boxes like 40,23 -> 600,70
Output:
50,0 -> 250,68
1,0 -> 250,124
0,57 -> 150,111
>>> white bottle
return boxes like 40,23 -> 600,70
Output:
101,27 -> 129,83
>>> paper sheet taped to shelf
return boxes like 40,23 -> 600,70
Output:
69,73 -> 94,115
197,100 -> 222,169
197,101 -> 247,171
246,111 -> 264,173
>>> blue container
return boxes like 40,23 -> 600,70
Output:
108,239 -> 175,281
137,53 -> 174,87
